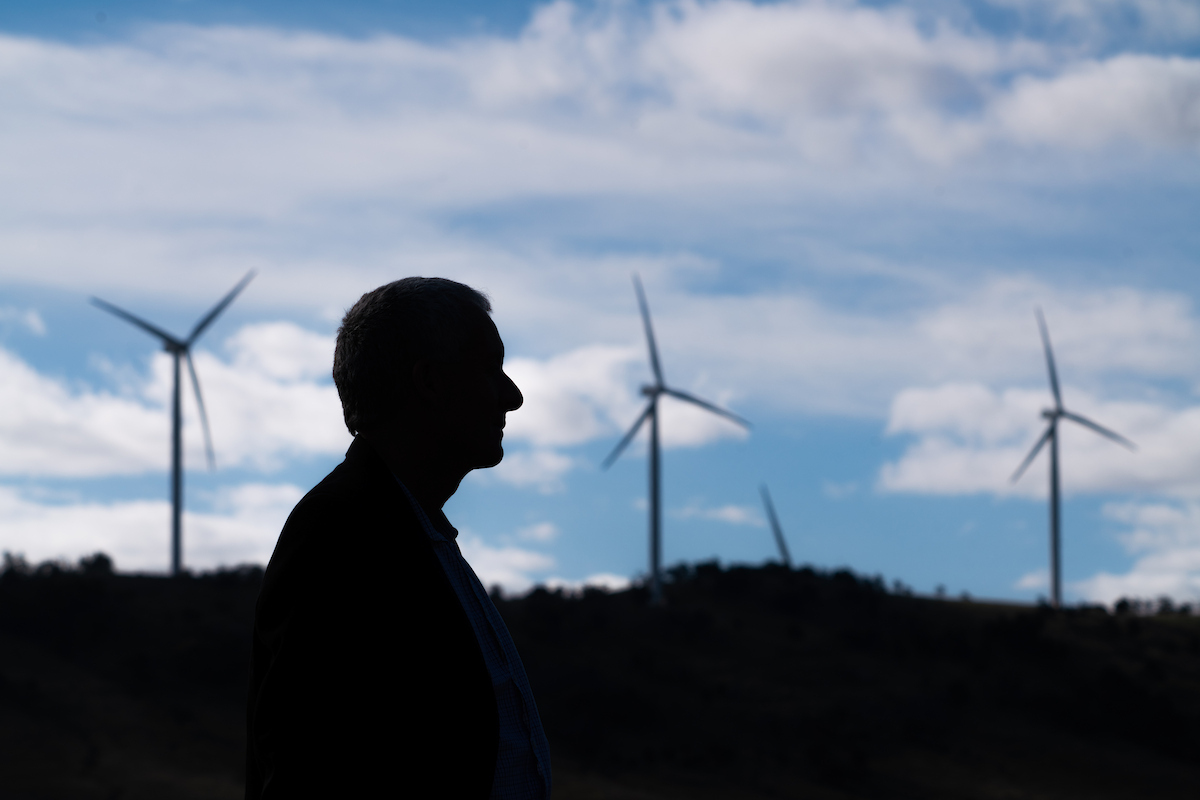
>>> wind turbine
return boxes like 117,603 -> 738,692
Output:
1011,307 -> 1134,608
759,484 -> 792,568
91,272 -> 255,576
602,275 -> 751,603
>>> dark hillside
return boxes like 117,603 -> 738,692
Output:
504,563 -> 1200,798
1,555 -> 1199,798
0,555 -> 260,799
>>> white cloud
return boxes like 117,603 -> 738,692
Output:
0,481 -> 300,572
673,500 -> 763,526
504,344 -> 642,448
543,572 -> 631,594
913,278 -> 1198,385
1015,569 -> 1048,591
518,521 -> 560,543
487,448 -> 575,493
1073,500 -> 1200,603
644,0 -> 1031,162
0,310 -> 749,493
1,1 -> 1196,303
185,341 -> 349,471
503,337 -> 751,453
457,533 -> 556,594
0,9 -> 1195,429
0,345 -> 166,476
225,321 -> 334,383
0,307 -> 46,336
995,55 -> 1200,149
655,391 -> 752,448
612,276 -> 1200,420
885,383 -> 1038,448
879,382 -> 1200,497
0,323 -> 350,478
488,342 -> 750,488
869,275 -> 1200,500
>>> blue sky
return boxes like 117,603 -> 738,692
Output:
3,0 -> 1200,603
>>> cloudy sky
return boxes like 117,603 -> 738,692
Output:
2,0 -> 1199,603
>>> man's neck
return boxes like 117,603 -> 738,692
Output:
360,430 -> 466,521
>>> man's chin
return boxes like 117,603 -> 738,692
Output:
475,445 -> 505,470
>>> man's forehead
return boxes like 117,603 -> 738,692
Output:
466,315 -> 505,359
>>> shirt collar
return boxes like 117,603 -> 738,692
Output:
391,473 -> 460,542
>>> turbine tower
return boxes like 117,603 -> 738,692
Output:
91,272 -> 255,576
602,275 -> 750,603
759,484 -> 792,568
1011,307 -> 1134,608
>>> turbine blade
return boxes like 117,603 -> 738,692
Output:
601,402 -> 654,470
187,271 -> 255,344
90,297 -> 181,347
760,484 -> 791,567
186,352 -> 217,470
1036,307 -> 1063,411
632,274 -> 664,387
1011,424 -> 1054,483
662,387 -> 751,429
1061,410 -> 1136,451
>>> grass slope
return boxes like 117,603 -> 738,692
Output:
1,557 -> 1198,798
506,562 -> 1200,798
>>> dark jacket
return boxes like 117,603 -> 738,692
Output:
245,437 -> 499,798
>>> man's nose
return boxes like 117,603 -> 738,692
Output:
502,372 -> 523,412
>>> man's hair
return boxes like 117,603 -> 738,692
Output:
333,277 -> 492,436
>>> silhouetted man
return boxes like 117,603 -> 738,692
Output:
245,278 -> 551,798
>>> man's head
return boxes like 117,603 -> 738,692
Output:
333,278 -> 522,470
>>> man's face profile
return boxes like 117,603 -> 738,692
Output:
427,314 -> 523,472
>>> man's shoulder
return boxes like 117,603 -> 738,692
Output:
261,437 -> 429,598
285,437 -> 414,533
